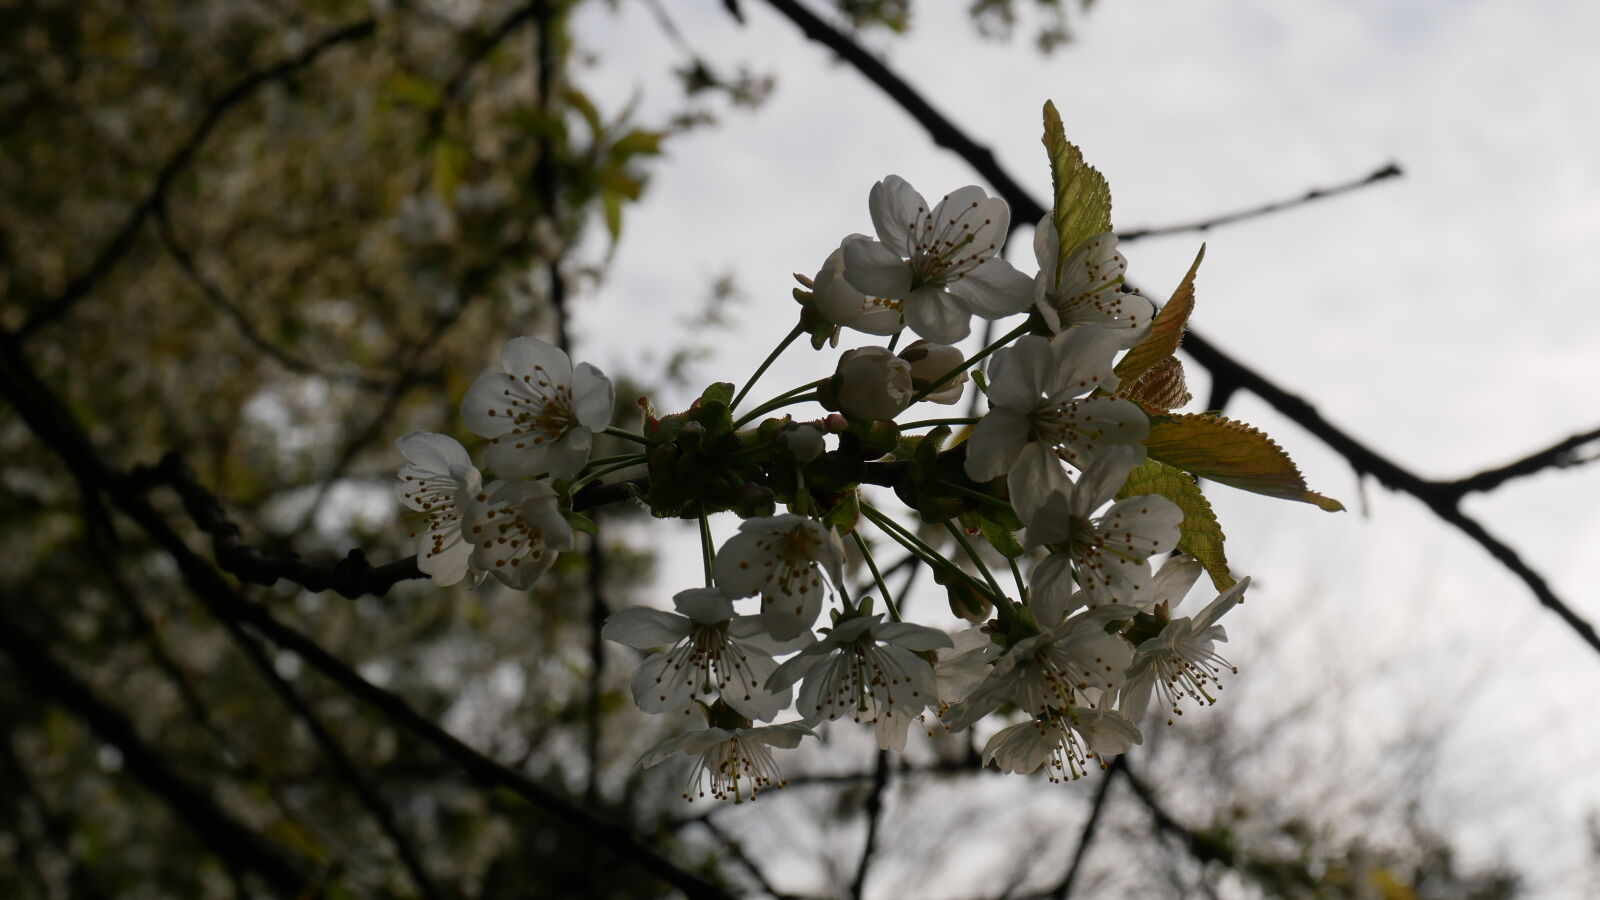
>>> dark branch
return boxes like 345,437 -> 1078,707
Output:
0,333 -> 736,900
758,4 -> 1600,658
1050,756 -> 1122,899
848,750 -> 891,900
17,17 -> 377,338
1117,163 -> 1402,242
1438,424 -> 1600,497
758,0 -> 1045,226
0,610 -> 313,895
153,203 -> 395,392
217,610 -> 442,899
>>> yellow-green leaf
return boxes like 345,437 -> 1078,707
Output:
1116,245 -> 1204,384
1118,458 -> 1234,590
1146,413 -> 1345,511
1042,100 -> 1112,284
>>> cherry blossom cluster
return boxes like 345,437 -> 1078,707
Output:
396,106 -> 1332,804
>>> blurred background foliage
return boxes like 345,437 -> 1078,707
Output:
0,0 -> 1550,897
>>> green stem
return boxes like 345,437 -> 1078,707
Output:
897,417 -> 980,430
586,452 -> 646,468
909,321 -> 1032,404
732,322 -> 806,412
602,426 -> 653,446
1007,555 -> 1028,606
698,515 -> 715,588
733,383 -> 823,429
569,456 -> 645,493
851,530 -> 900,622
944,521 -> 1008,603
931,479 -> 1012,511
886,328 -> 904,352
858,502 -> 993,601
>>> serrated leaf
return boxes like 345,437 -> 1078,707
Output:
1117,458 -> 1233,590
1042,100 -> 1112,284
1116,245 -> 1204,383
1145,413 -> 1345,511
1120,355 -> 1192,413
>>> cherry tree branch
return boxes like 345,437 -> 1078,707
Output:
847,750 -> 892,900
16,17 -> 377,338
0,610 -> 314,895
1050,756 -> 1122,899
1116,163 -> 1402,242
755,0 -> 1600,658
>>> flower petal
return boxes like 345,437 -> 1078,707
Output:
603,607 -> 692,649
842,235 -> 913,298
868,175 -> 926,253
572,362 -> 615,430
395,432 -> 470,473
500,336 -> 573,381
949,256 -> 1033,318
903,286 -> 972,344
963,408 -> 1031,482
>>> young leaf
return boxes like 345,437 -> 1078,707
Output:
1042,100 -> 1112,284
1116,245 -> 1205,384
1145,413 -> 1345,511
1117,458 -> 1234,590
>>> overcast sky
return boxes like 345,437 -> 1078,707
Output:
556,1 -> 1600,892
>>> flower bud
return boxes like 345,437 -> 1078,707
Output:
811,247 -> 900,336
778,424 -> 825,462
899,340 -> 966,406
833,346 -> 912,421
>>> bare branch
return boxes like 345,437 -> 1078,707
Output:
1438,424 -> 1600,497
0,610 -> 314,895
848,750 -> 892,900
153,203 -> 396,392
1051,756 -> 1122,899
17,18 -> 377,338
1116,164 -> 1402,242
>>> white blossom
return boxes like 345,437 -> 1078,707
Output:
767,613 -> 951,750
841,176 -> 1033,344
808,246 -> 902,337
602,588 -> 809,722
965,329 -> 1149,520
640,722 -> 815,803
460,336 -> 614,479
395,432 -> 482,586
1032,220 -> 1155,334
1025,444 -> 1183,611
1123,577 -> 1249,723
944,607 -> 1136,733
461,479 -> 573,590
714,515 -> 846,641
983,705 -> 1142,781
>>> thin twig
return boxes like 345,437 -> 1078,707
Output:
1437,424 -> 1600,497
0,610 -> 313,895
1050,756 -> 1122,899
848,750 -> 892,900
1116,164 -> 1402,242
17,18 -> 377,338
153,203 -> 395,392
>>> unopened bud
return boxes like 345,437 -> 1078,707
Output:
833,346 -> 912,421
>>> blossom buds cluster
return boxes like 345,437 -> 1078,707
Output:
397,101 -> 1336,803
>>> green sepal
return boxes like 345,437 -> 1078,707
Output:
563,509 -> 598,536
